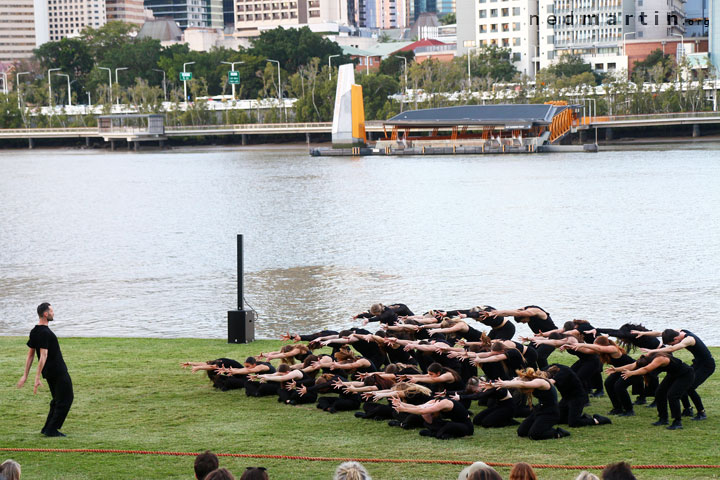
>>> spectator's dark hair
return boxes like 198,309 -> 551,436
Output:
244,357 -> 257,365
37,302 -> 51,317
240,467 -> 268,480
661,329 -> 680,345
468,467 -> 503,480
602,461 -> 636,480
205,468 -> 235,480
194,451 -> 219,480
277,363 -> 290,373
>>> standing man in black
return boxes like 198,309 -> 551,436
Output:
17,302 -> 74,437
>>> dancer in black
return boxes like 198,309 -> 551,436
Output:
391,396 -> 474,439
487,306 -> 557,368
18,303 -> 73,437
494,368 -> 570,440
441,306 -> 516,340
245,364 -> 298,397
639,329 -> 715,420
567,337 -> 639,416
356,303 -> 414,326
611,352 -> 694,430
214,357 -> 275,391
545,364 -> 611,427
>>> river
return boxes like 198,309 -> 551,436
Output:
1,144 -> 719,343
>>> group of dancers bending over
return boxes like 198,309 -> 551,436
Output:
182,303 -> 715,440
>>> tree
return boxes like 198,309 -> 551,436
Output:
632,49 -> 674,83
440,12 -> 456,25
358,73 -> 399,120
250,27 -> 351,74
469,45 -> 518,82
379,51 -> 414,79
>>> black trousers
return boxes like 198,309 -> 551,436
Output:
681,361 -> 716,412
473,402 -> 516,428
535,344 -> 555,369
245,381 -> 279,397
559,394 -> 595,427
426,419 -> 474,439
605,372 -> 639,412
517,408 -> 561,440
43,371 -> 73,433
656,371 -> 695,421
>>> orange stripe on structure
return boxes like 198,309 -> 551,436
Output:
0,448 -> 719,471
351,84 -> 366,142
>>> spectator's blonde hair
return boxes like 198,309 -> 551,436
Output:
334,461 -> 371,480
0,460 -> 21,480
574,472 -> 600,480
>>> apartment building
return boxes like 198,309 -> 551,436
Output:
106,0 -> 146,24
0,0 -> 42,62
144,0 -> 224,29
47,0 -> 107,41
233,0 -> 350,36
457,0 -> 538,76
358,0 -> 411,28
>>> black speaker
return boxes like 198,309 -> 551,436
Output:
228,309 -> 255,343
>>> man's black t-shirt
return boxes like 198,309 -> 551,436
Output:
27,325 -> 68,378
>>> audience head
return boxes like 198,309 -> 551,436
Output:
575,472 -> 600,480
194,451 -> 219,480
333,461 -> 371,480
204,468 -> 235,480
0,460 -> 21,480
458,462 -> 501,480
509,462 -> 537,480
244,357 -> 257,367
239,467 -> 268,480
602,462 -> 636,480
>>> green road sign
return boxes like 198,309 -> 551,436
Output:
179,72 -> 192,81
228,70 -> 240,85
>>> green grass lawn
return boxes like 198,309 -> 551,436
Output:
1,337 -> 718,480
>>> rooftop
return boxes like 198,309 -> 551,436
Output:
385,104 -> 574,128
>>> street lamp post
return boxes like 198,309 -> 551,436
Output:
16,71 -> 30,109
54,73 -> 71,106
152,68 -> 167,102
98,67 -> 112,104
467,47 -> 479,88
115,67 -> 128,105
671,32 -> 685,84
0,72 -> 7,95
47,67 -> 60,109
328,54 -> 340,80
528,44 -> 540,79
363,55 -> 371,75
394,55 -> 408,94
220,61 -> 244,100
183,61 -> 195,104
265,59 -> 281,103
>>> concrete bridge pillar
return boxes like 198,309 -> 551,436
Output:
28,138 -> 34,149
605,128 -> 614,141
86,137 -> 90,147
241,134 -> 247,145
110,140 -> 115,151
692,124 -> 700,137
306,132 -> 310,143
578,130 -> 586,143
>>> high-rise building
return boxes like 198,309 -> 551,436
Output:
0,0 -> 40,62
358,0 -> 410,28
47,0 -> 107,41
413,0 -> 435,19
106,0 -> 146,24
143,0 -> 223,29
233,0 -> 350,37
710,0 -> 720,69
456,0 -> 538,76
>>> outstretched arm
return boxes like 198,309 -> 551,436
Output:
642,336 -> 694,354
17,348 -> 35,388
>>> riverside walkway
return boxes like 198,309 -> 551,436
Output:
2,113 -> 720,148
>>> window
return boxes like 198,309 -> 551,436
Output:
608,62 -> 616,69
512,52 -> 521,61
512,6 -> 519,15
479,24 -> 487,32
479,9 -> 486,17
491,23 -> 497,31
501,7 -> 508,16
513,37 -> 520,45
502,23 -> 509,31
547,34 -> 554,44
490,8 -> 497,16
513,22 -> 520,30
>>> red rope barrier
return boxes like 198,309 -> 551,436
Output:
1,448 -> 719,470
